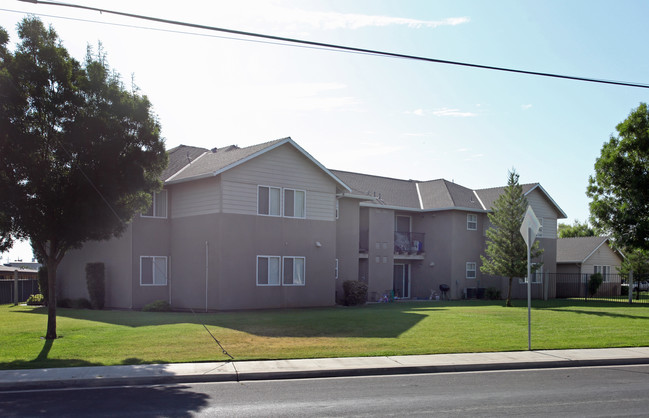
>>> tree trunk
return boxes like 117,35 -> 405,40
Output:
45,256 -> 58,340
505,276 -> 513,307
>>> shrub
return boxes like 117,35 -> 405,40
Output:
85,262 -> 105,310
71,298 -> 92,309
57,298 -> 72,308
142,300 -> 172,312
589,273 -> 603,296
26,294 -> 45,305
38,266 -> 48,305
343,280 -> 368,306
485,287 -> 501,300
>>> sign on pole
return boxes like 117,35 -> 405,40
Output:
520,206 -> 540,351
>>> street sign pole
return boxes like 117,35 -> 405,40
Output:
527,228 -> 532,351
520,206 -> 540,352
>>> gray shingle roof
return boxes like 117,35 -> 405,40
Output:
556,236 -> 610,263
166,138 -> 288,184
474,183 -> 538,211
162,144 -> 208,181
331,170 -> 421,208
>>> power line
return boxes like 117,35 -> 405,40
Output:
18,0 -> 649,89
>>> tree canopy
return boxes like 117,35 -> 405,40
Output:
587,103 -> 649,251
0,18 -> 167,339
481,170 -> 542,306
557,220 -> 596,238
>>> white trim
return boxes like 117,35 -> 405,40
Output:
524,183 -> 568,219
415,182 -> 424,210
473,190 -> 486,210
257,185 -> 282,217
467,213 -> 478,230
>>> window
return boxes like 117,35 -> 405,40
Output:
594,265 -> 610,281
466,262 -> 477,279
537,218 -> 544,238
257,256 -> 281,286
140,256 -> 168,286
335,199 -> 339,219
258,186 -> 281,216
467,214 -> 477,230
284,189 -> 305,218
142,190 -> 168,218
283,257 -> 305,286
334,259 -> 339,279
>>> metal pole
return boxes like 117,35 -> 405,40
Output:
527,228 -> 532,351
205,241 -> 209,313
629,270 -> 633,304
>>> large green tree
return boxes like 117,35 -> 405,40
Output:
0,18 -> 167,339
557,219 -> 596,238
587,103 -> 649,250
481,170 -> 542,306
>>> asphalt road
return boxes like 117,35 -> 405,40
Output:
2,365 -> 649,417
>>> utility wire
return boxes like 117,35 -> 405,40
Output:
18,0 -> 649,89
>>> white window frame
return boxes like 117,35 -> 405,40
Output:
537,218 -> 544,238
283,188 -> 306,218
140,256 -> 168,286
256,255 -> 281,286
466,262 -> 477,279
335,258 -> 339,279
283,256 -> 306,286
335,199 -> 340,220
467,214 -> 477,231
258,186 -> 281,216
141,190 -> 168,218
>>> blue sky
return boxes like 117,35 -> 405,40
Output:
1,0 -> 648,262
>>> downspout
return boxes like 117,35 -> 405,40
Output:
205,241 -> 209,312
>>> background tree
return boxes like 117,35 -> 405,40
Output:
481,170 -> 542,306
587,103 -> 649,251
0,18 -> 167,339
557,219 -> 596,238
618,248 -> 649,280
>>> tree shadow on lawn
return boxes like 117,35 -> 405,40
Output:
1,338 -> 104,370
543,308 -> 649,320
16,303 -> 451,338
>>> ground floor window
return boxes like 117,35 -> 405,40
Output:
140,256 -> 168,286
594,265 -> 611,281
257,256 -> 281,286
257,256 -> 305,286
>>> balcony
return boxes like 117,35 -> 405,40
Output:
394,231 -> 425,260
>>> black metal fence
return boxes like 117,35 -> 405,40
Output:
553,273 -> 649,304
0,279 -> 40,304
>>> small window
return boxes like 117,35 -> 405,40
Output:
466,262 -> 477,279
142,190 -> 168,218
335,199 -> 340,219
257,256 -> 281,286
467,214 -> 477,230
140,256 -> 168,286
537,218 -> 544,238
334,258 -> 339,279
283,257 -> 305,286
284,189 -> 306,218
258,186 -> 281,216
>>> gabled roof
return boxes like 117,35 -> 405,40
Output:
164,137 -> 350,191
556,236 -> 619,264
475,183 -> 567,218
162,144 -> 208,181
331,171 -> 420,208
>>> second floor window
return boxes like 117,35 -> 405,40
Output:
284,189 -> 305,218
142,190 -> 168,218
466,262 -> 477,279
258,186 -> 281,216
467,214 -> 477,230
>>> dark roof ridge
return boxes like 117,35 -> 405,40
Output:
475,182 -> 539,192
330,169 -> 422,183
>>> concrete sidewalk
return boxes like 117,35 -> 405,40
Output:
2,347 -> 649,391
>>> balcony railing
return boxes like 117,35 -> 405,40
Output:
394,231 -> 425,255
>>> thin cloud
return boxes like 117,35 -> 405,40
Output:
432,108 -> 477,117
521,104 -> 533,110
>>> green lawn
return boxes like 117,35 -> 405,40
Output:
1,300 -> 648,370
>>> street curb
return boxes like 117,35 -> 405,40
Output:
3,356 -> 649,392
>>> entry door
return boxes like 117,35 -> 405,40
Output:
393,264 -> 410,299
